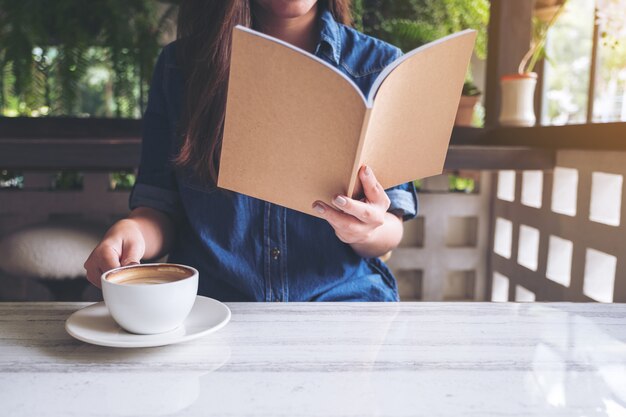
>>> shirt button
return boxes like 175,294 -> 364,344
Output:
271,247 -> 281,260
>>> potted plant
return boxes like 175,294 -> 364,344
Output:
499,0 -> 567,126
456,81 -> 482,126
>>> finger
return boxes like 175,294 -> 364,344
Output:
97,245 -> 122,273
120,238 -> 144,266
331,194 -> 385,226
95,266 -> 104,287
84,254 -> 98,287
359,165 -> 390,210
313,201 -> 368,234
94,266 -> 105,289
85,265 -> 102,289
83,261 -> 94,285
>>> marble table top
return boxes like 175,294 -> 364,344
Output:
1,302 -> 625,417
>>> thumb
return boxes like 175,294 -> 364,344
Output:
120,238 -> 144,266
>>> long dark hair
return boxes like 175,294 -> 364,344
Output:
173,0 -> 353,184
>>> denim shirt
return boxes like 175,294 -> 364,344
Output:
129,6 -> 418,302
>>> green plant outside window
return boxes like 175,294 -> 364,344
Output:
0,0 -> 178,118
110,171 -> 137,191
52,171 -> 83,190
0,170 -> 24,189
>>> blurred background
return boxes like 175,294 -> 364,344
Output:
0,0 -> 625,303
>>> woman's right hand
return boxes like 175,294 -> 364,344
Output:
84,219 -> 146,288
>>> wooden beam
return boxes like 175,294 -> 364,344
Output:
587,18 -> 600,123
451,123 -> 626,150
0,138 -> 555,172
0,117 -> 141,138
485,0 -> 534,126
445,146 -> 555,170
0,138 -> 141,170
533,58 -> 545,126
1,118 -> 625,171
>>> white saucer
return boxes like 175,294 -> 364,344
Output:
65,295 -> 231,348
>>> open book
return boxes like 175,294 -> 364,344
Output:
218,25 -> 476,217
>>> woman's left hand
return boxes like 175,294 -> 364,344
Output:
312,165 -> 393,246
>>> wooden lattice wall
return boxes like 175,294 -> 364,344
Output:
490,150 -> 626,303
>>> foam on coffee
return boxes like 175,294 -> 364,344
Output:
106,264 -> 193,285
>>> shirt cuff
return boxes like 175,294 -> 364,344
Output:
129,183 -> 184,224
385,185 -> 419,222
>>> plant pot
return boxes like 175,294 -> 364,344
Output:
499,73 -> 537,127
455,95 -> 481,127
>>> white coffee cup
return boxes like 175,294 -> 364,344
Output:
101,263 -> 199,335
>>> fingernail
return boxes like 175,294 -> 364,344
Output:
333,195 -> 347,206
364,166 -> 371,176
122,259 -> 139,266
312,203 -> 325,214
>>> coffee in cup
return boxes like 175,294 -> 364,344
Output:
101,263 -> 199,335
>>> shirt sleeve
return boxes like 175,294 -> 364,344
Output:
128,44 -> 184,225
385,181 -> 419,222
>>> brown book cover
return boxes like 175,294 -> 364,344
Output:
218,25 -> 476,217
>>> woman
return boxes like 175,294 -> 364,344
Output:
84,0 -> 418,301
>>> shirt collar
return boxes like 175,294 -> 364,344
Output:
315,5 -> 341,65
